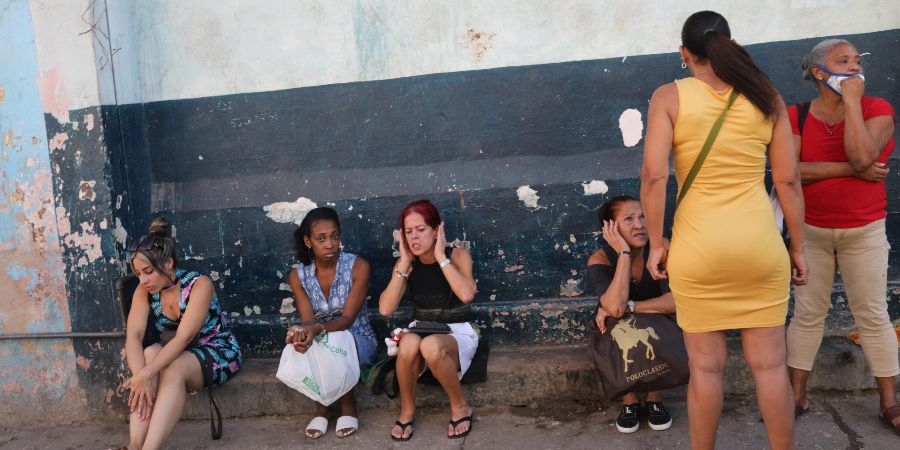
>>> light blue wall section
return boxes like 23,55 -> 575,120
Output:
0,0 -> 86,426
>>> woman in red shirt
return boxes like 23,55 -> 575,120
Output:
785,38 -> 899,434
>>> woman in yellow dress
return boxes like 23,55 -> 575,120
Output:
641,11 -> 808,450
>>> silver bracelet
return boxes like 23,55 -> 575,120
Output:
439,258 -> 451,268
395,269 -> 409,278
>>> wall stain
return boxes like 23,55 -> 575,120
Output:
464,28 -> 496,63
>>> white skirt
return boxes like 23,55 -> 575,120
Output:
416,322 -> 479,379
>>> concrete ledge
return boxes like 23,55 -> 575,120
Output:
182,335 -> 874,419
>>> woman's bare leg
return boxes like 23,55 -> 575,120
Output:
140,352 -> 204,450
742,326 -> 796,450
683,331 -> 727,450
419,335 -> 472,437
391,333 -> 423,439
128,344 -> 161,449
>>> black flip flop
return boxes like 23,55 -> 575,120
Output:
448,415 -> 473,439
880,404 -> 900,436
391,420 -> 415,441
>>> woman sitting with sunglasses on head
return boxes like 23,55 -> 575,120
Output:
120,217 -> 241,450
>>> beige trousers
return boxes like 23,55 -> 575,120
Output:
786,219 -> 899,377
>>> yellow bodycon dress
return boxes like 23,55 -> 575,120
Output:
668,77 -> 790,332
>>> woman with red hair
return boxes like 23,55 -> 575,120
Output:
379,199 -> 478,441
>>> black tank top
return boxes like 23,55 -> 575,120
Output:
408,246 -> 471,323
586,245 -> 670,302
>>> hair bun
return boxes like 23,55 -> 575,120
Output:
147,216 -> 172,237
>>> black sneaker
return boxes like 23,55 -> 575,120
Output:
645,401 -> 672,431
616,403 -> 640,433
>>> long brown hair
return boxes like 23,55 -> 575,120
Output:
681,11 -> 779,118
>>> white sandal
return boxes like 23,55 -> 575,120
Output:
305,416 -> 329,439
335,416 -> 359,438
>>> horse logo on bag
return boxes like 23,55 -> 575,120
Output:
611,315 -> 661,372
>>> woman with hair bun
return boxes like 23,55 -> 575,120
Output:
283,207 -> 376,439
379,199 -> 478,441
640,10 -> 808,449
121,217 -> 241,450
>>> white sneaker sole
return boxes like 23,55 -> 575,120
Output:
616,422 -> 639,433
649,419 -> 672,431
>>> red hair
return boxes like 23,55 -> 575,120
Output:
399,199 -> 442,229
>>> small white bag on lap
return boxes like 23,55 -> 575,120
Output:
276,330 -> 360,406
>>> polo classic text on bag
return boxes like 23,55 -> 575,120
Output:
276,330 -> 360,406
588,314 -> 690,399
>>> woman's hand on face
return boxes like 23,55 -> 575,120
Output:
647,246 -> 668,280
433,223 -> 448,262
396,229 -> 413,265
601,220 -> 629,254
840,75 -> 865,101
856,162 -> 888,182
789,247 -> 809,286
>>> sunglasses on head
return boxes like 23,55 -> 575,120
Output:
127,235 -> 162,254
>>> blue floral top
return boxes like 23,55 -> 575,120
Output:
150,269 -> 242,386
296,252 -> 377,365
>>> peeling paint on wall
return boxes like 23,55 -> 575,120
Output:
279,298 -> 296,314
618,108 -> 643,147
78,180 -> 96,201
263,197 -> 317,225
36,67 -> 71,124
516,185 -> 541,209
582,180 -> 609,196
62,222 -> 103,265
464,28 -> 496,63
48,132 -> 68,152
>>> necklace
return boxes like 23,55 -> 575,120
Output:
822,121 -> 841,136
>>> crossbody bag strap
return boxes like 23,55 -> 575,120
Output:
675,90 -> 740,209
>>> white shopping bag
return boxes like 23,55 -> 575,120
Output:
276,330 -> 360,406
769,186 -> 785,234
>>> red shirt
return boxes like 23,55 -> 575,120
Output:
789,96 -> 895,228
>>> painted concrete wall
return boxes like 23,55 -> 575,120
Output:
0,0 -> 88,425
1,0 -> 898,425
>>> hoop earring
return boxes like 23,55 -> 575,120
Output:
681,61 -> 687,70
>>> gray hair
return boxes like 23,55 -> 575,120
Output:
801,38 -> 853,83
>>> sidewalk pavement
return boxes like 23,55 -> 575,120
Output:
2,391 -> 896,449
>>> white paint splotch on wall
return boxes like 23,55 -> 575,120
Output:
516,185 -> 541,209
279,298 -> 296,314
582,180 -> 608,196
618,109 -> 643,147
263,197 -> 317,225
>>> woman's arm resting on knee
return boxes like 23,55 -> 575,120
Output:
123,287 -> 153,416
137,277 -> 213,380
286,269 -> 316,352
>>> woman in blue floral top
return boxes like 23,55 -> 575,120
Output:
285,207 -> 376,439
121,217 -> 241,449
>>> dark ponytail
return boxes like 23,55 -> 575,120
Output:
682,11 -> 779,119
597,195 -> 638,224
293,207 -> 341,265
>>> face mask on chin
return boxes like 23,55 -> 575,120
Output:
816,65 -> 865,96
